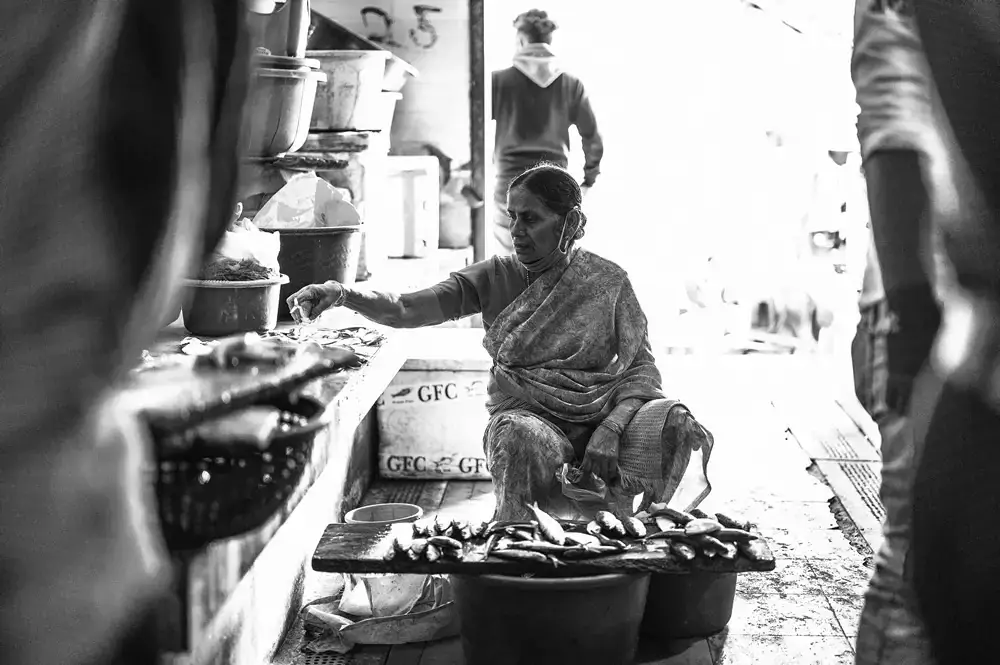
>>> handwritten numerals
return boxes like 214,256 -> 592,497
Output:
410,5 -> 442,49
359,5 -> 443,50
361,6 -> 403,47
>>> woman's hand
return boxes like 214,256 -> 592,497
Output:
581,424 -> 620,482
286,281 -> 342,323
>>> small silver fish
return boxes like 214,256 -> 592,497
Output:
715,528 -> 758,543
564,532 -> 601,548
684,518 -> 723,536
654,516 -> 677,532
623,516 -> 647,538
595,511 -> 626,538
670,541 -> 697,561
506,541 -> 571,554
427,535 -> 463,551
529,502 -> 567,545
491,549 -> 552,565
410,538 -> 428,555
510,528 -> 536,542
433,515 -> 453,536
412,519 -> 433,538
426,543 -> 442,562
561,545 -> 621,559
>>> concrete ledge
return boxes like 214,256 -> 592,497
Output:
157,331 -> 409,665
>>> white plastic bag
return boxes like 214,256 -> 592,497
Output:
301,574 -> 459,655
252,172 -> 361,230
213,217 -> 281,272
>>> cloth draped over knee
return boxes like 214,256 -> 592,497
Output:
480,249 -> 714,508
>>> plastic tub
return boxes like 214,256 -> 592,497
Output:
181,275 -> 289,337
451,573 -> 650,665
261,226 -> 363,320
344,503 -> 423,525
307,50 -> 390,131
243,67 -> 326,158
640,572 -> 738,639
382,56 -> 419,92
373,91 -> 402,133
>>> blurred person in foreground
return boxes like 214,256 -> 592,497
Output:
0,2 -> 249,664
491,8 -> 603,256
851,0 -> 955,662
904,2 -> 1000,662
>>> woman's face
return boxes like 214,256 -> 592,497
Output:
507,185 -> 565,263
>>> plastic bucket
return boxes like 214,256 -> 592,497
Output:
181,275 -> 289,337
372,91 -> 402,133
640,572 -> 737,639
243,67 -> 326,158
261,226 -> 363,320
344,503 -> 423,525
307,50 -> 390,131
452,573 -> 650,665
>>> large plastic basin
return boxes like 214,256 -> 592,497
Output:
242,67 -> 326,158
307,50 -> 390,131
181,275 -> 289,337
641,572 -> 738,639
451,573 -> 650,665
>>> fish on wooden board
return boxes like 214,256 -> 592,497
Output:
491,548 -> 561,567
596,511 -> 626,538
685,518 -> 723,536
529,503 -> 567,545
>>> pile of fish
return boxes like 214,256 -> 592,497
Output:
383,515 -> 489,562
629,503 -> 767,563
380,502 -> 765,568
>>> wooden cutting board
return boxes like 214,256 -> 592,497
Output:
312,523 -> 776,577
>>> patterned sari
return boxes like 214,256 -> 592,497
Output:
478,249 -> 714,519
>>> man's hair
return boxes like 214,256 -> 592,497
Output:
514,9 -> 557,44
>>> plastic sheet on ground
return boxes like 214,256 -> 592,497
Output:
300,573 -> 459,655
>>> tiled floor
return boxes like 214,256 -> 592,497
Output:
280,357 -> 879,664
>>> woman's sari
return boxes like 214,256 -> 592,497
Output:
481,249 -> 713,512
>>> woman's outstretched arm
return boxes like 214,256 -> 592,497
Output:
288,258 -> 495,328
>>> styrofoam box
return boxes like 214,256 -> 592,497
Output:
377,328 -> 493,480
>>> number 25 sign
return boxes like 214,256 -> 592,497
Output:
361,5 -> 444,50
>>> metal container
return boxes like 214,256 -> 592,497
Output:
242,67 -> 326,158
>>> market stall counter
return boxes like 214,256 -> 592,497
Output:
306,503 -> 774,665
122,313 -> 409,665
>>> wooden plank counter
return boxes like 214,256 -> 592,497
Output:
313,522 -> 775,576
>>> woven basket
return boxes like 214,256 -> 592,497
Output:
155,393 -> 328,551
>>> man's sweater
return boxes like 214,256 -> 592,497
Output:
492,44 -> 603,186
